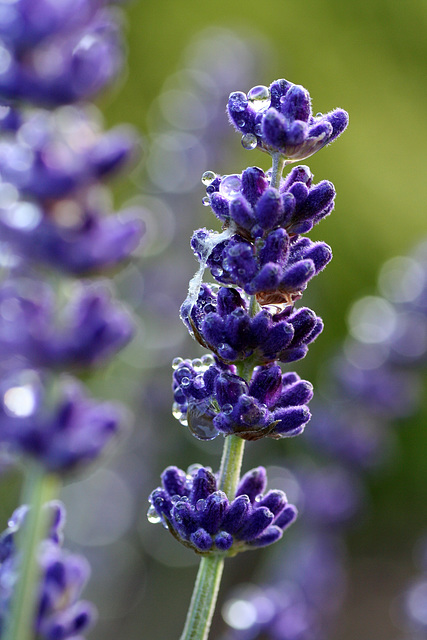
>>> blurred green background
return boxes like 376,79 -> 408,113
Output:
4,0 -> 427,639
100,0 -> 427,638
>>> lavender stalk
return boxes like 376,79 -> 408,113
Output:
148,79 -> 348,639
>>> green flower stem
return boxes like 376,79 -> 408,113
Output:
5,463 -> 61,640
179,554 -> 224,640
218,434 -> 246,499
270,152 -> 287,189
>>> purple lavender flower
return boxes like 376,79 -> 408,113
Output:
0,4 -> 123,106
227,79 -> 348,162
149,465 -> 297,555
172,358 -> 312,441
192,228 -> 332,305
0,109 -> 136,200
0,373 -> 123,472
0,279 -> 134,368
0,502 -> 96,639
204,165 -> 336,237
181,284 -> 323,365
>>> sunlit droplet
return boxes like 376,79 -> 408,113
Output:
229,91 -> 248,113
201,170 -> 216,186
241,133 -> 257,150
187,401 -> 219,441
172,357 -> 184,370
219,174 -> 241,199
202,196 -> 210,206
147,505 -> 161,524
247,85 -> 270,112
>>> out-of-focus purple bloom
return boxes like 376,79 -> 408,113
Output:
204,165 -> 335,237
221,532 -> 346,640
0,5 -> 123,106
172,358 -> 312,441
192,228 -> 332,305
0,373 -> 123,472
0,279 -> 134,368
0,109 -> 137,200
148,465 -> 297,555
0,501 -> 96,639
0,201 -> 143,274
227,79 -> 348,162
181,283 -> 323,365
293,462 -> 363,528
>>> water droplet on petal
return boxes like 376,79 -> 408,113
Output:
201,354 -> 215,367
192,358 -> 204,372
222,403 -> 233,416
187,401 -> 219,441
219,175 -> 242,199
181,377 -> 191,387
186,463 -> 204,477
254,123 -> 263,136
229,91 -> 248,112
201,170 -> 216,186
247,85 -> 270,112
147,505 -> 161,524
241,133 -> 257,150
172,357 -> 184,370
202,196 -> 210,206
172,402 -> 183,420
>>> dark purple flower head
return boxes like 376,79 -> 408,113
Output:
0,501 -> 96,639
204,165 -> 335,238
0,7 -> 123,106
172,358 -> 313,441
181,283 -> 323,365
0,279 -> 134,369
227,79 -> 348,162
0,109 -> 137,201
0,373 -> 124,473
148,465 -> 297,555
192,228 -> 332,305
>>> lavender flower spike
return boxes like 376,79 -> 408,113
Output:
228,79 -> 348,161
149,465 -> 297,555
0,502 -> 96,639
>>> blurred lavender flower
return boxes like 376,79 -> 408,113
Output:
0,1 -> 123,106
149,465 -> 297,555
0,501 -> 96,639
0,372 -> 123,473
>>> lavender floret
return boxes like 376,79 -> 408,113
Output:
173,359 -> 312,441
228,79 -> 348,162
148,465 -> 297,555
205,165 -> 335,238
182,284 -> 322,365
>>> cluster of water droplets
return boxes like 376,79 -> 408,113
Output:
172,354 -> 220,441
228,84 -> 271,151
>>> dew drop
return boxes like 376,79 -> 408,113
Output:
192,358 -> 204,372
172,402 -> 182,420
201,170 -> 216,186
241,133 -> 257,150
179,415 -> 188,426
172,357 -> 184,370
254,123 -> 263,136
247,85 -> 270,112
187,401 -> 219,441
196,499 -> 206,512
202,196 -> 210,206
201,354 -> 215,367
229,91 -> 248,113
181,377 -> 191,387
147,505 -> 161,524
219,175 -> 242,199
222,403 -> 233,416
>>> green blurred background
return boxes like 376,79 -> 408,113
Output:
4,1 -> 427,638
102,0 -> 427,638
